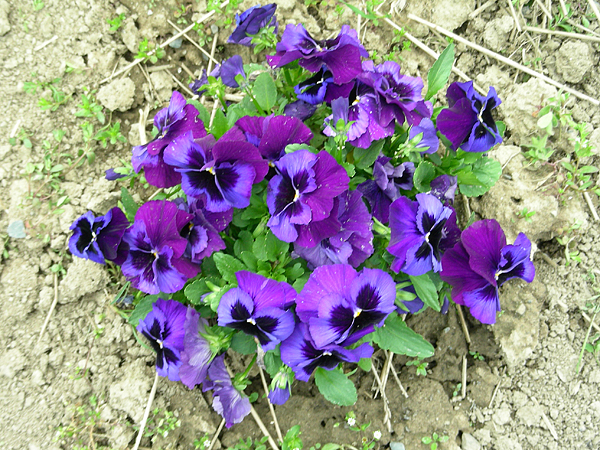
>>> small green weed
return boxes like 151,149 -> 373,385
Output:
133,408 -> 181,442
469,351 -> 485,361
421,432 -> 449,450
9,128 -> 33,148
32,0 -> 44,11
135,38 -> 166,64
516,207 -> 536,223
54,395 -> 108,449
407,358 -> 429,376
107,13 -> 125,31
75,88 -> 105,124
577,296 -> 600,373
23,74 -> 70,111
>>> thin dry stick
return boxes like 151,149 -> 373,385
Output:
138,64 -> 159,102
132,371 -> 160,450
588,0 -> 600,22
381,351 -> 394,392
455,304 -> 472,344
389,364 -> 409,398
139,104 -> 149,145
250,405 -> 279,450
180,62 -> 196,79
167,19 -> 220,66
10,119 -> 21,138
582,311 -> 600,333
100,1 -> 229,84
460,355 -> 467,399
207,30 -> 219,76
507,0 -> 522,32
533,0 -> 553,19
488,380 -> 502,408
524,25 -> 600,42
167,70 -> 196,97
37,273 -> 58,344
469,0 -> 496,18
207,419 -> 225,450
583,191 -> 600,221
34,35 -> 58,52
557,0 -> 568,15
146,64 -> 175,73
537,251 -> 559,269
532,396 -> 559,440
209,100 -> 219,128
148,188 -> 164,201
407,13 -> 600,106
383,17 -> 487,95
257,364 -> 284,443
371,363 -> 394,433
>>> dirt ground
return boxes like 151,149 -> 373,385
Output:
0,0 -> 599,449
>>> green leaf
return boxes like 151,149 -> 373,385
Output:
213,253 -> 246,284
413,161 -> 437,192
253,230 -> 289,262
372,313 -> 435,358
358,357 -> 371,372
184,276 -> 221,305
231,332 -> 257,355
187,99 -> 210,126
253,72 -> 277,112
314,367 -> 357,406
353,139 -> 383,169
210,108 -> 229,139
264,350 -> 283,377
120,187 -> 138,221
458,157 -> 502,197
128,295 -> 159,326
426,43 -> 455,100
409,273 -> 440,312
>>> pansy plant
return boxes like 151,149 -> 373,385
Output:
67,6 -> 532,425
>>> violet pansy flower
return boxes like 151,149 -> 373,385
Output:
436,81 -> 502,153
69,207 -> 129,265
212,55 -> 246,88
121,200 -> 199,294
267,149 -> 349,244
268,368 -> 293,405
268,24 -> 368,84
440,219 -> 535,324
222,115 -> 313,162
358,156 -> 415,223
179,307 -> 215,389
296,264 -> 396,348
284,100 -> 318,121
280,322 -> 374,382
228,4 -> 278,47
217,271 -> 296,351
203,355 -> 251,428
388,193 -> 460,276
409,118 -> 439,154
294,190 -> 374,268
293,66 -> 353,105
137,298 -> 187,381
132,91 -> 206,188
429,175 -> 458,206
164,132 -> 268,213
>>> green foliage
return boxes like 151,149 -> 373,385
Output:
425,43 -> 455,101
32,0 -> 44,11
107,13 -> 125,31
135,38 -> 166,64
373,313 -> 435,358
314,367 -> 357,406
516,207 -> 536,223
406,358 -> 428,376
341,0 -> 388,27
469,351 -> 485,361
75,88 -> 105,124
421,432 -> 449,450
135,408 -> 182,442
24,74 -> 69,111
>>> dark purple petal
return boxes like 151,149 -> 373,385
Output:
462,219 -> 506,286
228,3 -> 278,46
105,168 -> 128,180
409,118 -> 439,154
437,98 -> 476,150
283,100 -> 317,121
497,233 -> 535,284
430,175 -> 458,206
463,284 -> 500,324
180,307 -> 214,389
440,241 -> 488,306
220,55 -> 246,88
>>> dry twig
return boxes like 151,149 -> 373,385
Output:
524,25 -> 600,42
258,364 -> 284,443
132,371 -> 160,450
456,304 -> 472,344
37,273 -> 59,344
167,19 -> 220,66
207,419 -> 225,450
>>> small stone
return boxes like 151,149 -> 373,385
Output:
461,433 -> 481,450
0,0 -> 10,36
390,443 -> 405,450
516,404 -> 543,427
31,369 -> 45,386
495,436 -> 522,450
493,407 -> 512,426
556,41 -> 593,84
97,78 -> 136,112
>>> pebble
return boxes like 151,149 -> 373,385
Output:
493,408 -> 512,426
461,433 -> 481,450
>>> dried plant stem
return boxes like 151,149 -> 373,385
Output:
389,363 -> 409,398
37,273 -> 58,344
132,371 -> 159,450
167,19 -> 219,66
209,100 -> 219,128
557,0 -> 568,15
524,25 -> 600,42
371,362 -> 393,433
453,355 -> 468,402
582,311 -> 600,333
583,192 -> 600,221
383,17 -> 486,95
139,103 -> 149,145
532,396 -> 559,440
381,351 -> 394,392
250,405 -> 279,450
257,364 -> 283,443
34,35 -> 57,52
207,419 -> 225,450
207,30 -> 219,76
469,0 -> 496,18
488,380 -> 502,408
407,13 -> 600,106
167,69 -> 196,97
537,251 -> 559,269
455,304 -> 472,344
100,1 -> 229,84
588,0 -> 600,22
533,0 -> 553,19
507,0 -> 522,32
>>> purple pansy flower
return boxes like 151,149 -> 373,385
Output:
284,100 -> 318,121
437,81 -> 502,153
359,60 -> 432,128
189,69 -> 209,97
440,219 -> 535,324
132,91 -> 207,188
293,66 -> 353,105
121,200 -> 199,294
179,307 -> 215,389
296,264 -> 396,348
280,322 -> 374,382
164,132 -> 268,213
324,86 -> 394,149
137,298 -> 187,381
222,115 -> 313,162
203,355 -> 251,428
267,149 -> 349,244
212,55 -> 246,88
176,197 -> 231,264
268,368 -> 292,405
409,118 -> 439,154
358,156 -> 415,223
217,271 -> 296,351
294,190 -> 374,268
268,24 -> 368,84
388,193 -> 460,276
396,285 -> 424,315
228,4 -> 278,47
105,168 -> 128,180
69,207 -> 129,265
429,175 -> 458,206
